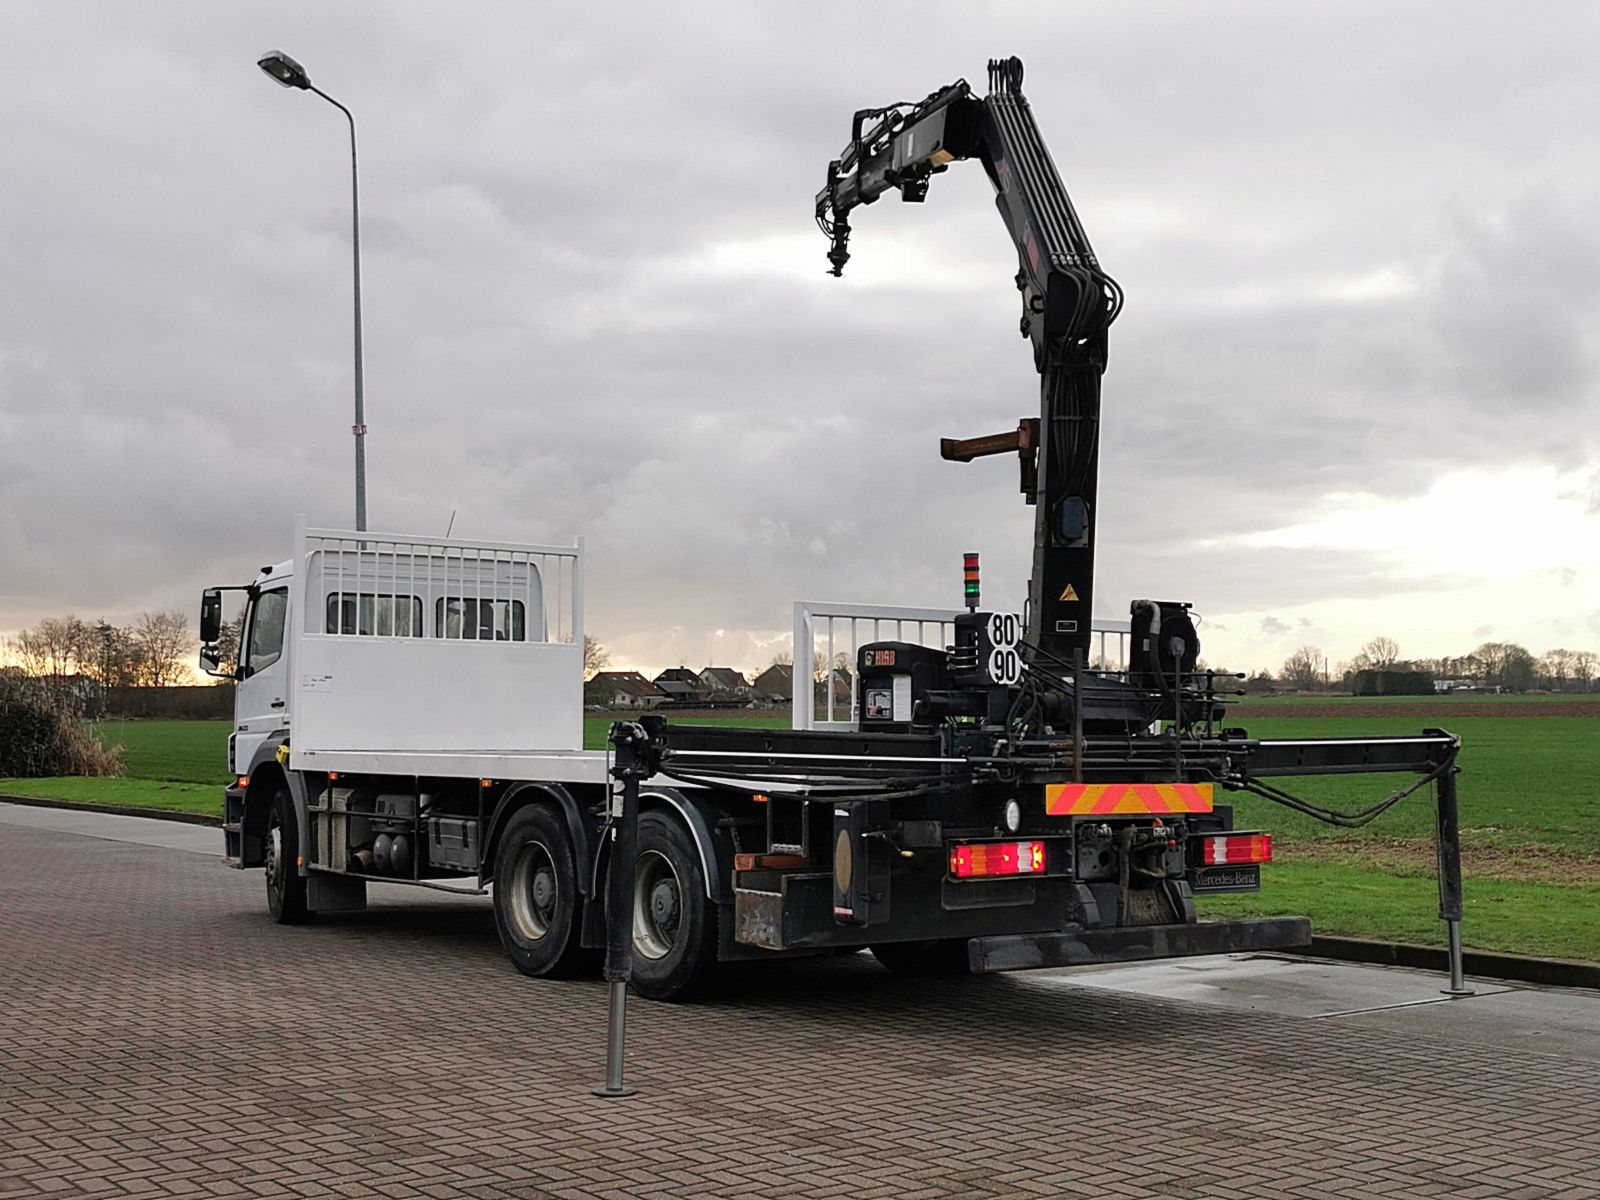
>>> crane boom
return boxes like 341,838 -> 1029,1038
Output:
817,57 -> 1122,667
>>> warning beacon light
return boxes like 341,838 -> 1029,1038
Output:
963,552 -> 980,612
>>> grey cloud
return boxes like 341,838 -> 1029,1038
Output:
2,1 -> 1598,674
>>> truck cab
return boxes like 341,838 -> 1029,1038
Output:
230,561 -> 292,779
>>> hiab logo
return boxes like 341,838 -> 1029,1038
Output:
1059,583 -> 1080,601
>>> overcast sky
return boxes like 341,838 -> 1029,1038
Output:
2,1 -> 1597,678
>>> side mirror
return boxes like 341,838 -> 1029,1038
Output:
199,645 -> 222,675
200,588 -> 223,645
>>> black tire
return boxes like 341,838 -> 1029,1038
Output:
628,810 -> 720,1002
265,788 -> 311,925
870,939 -> 973,977
492,804 -> 594,978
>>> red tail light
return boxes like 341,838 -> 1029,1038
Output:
1200,833 -> 1273,866
950,840 -> 1046,879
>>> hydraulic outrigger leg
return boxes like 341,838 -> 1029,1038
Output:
593,718 -> 665,1097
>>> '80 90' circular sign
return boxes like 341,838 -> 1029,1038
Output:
986,612 -> 1022,685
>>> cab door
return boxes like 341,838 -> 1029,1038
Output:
234,583 -> 291,772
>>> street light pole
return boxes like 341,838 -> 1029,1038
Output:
96,621 -> 112,722
257,51 -> 368,531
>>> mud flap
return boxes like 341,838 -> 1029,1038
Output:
307,873 -> 367,914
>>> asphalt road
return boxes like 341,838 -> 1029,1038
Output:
4,801 -> 1599,1199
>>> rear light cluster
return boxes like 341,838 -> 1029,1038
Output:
1199,833 -> 1273,866
949,840 -> 1046,879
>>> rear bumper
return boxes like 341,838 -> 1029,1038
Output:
968,915 -> 1311,973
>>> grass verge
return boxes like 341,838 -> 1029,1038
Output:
1201,859 -> 1600,962
0,776 -> 220,817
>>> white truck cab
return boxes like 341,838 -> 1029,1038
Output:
229,559 -> 292,778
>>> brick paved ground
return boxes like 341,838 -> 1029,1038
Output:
3,823 -> 1599,1199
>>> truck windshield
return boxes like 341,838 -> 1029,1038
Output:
245,589 -> 289,676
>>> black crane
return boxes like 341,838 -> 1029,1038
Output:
817,57 -> 1122,670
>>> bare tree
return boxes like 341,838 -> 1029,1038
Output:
6,631 -> 49,679
810,651 -> 853,681
769,649 -> 793,667
583,634 -> 611,680
1573,650 -> 1598,693
10,615 -> 94,681
132,611 -> 191,687
1280,645 -> 1324,691
213,613 -> 246,680
1352,636 -> 1400,672
105,625 -> 142,688
1470,641 -> 1537,693
1539,648 -> 1576,691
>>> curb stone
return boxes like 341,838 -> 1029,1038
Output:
0,792 -> 222,827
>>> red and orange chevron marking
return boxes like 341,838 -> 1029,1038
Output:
1044,782 -> 1214,816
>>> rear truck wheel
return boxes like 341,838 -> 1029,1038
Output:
493,804 -> 594,978
265,788 -> 310,925
627,810 -> 719,1002
870,939 -> 973,977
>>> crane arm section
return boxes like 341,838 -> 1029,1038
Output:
816,57 -> 1123,666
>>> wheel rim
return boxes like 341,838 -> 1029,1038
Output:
265,815 -> 284,908
506,839 -> 559,941
633,849 -> 682,961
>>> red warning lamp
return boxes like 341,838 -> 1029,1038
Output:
949,840 -> 1047,879
963,552 -> 980,612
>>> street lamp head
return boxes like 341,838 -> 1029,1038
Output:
257,50 -> 311,90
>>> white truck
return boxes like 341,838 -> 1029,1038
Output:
197,517 -> 1357,1003
202,55 -> 1464,1003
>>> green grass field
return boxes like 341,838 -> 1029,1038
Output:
3,710 -> 1595,959
1222,716 -> 1600,851
1239,693 -> 1600,706
1202,860 -> 1600,961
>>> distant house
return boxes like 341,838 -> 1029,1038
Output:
752,663 -> 793,705
585,670 -> 667,709
652,668 -> 703,705
814,667 -> 853,716
699,667 -> 751,702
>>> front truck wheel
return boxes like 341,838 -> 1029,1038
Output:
870,939 -> 973,977
265,788 -> 310,925
628,810 -> 719,1002
493,804 -> 595,978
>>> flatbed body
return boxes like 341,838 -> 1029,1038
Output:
289,746 -> 612,786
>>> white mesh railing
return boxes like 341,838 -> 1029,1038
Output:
300,524 -> 582,647
792,600 -> 1130,730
